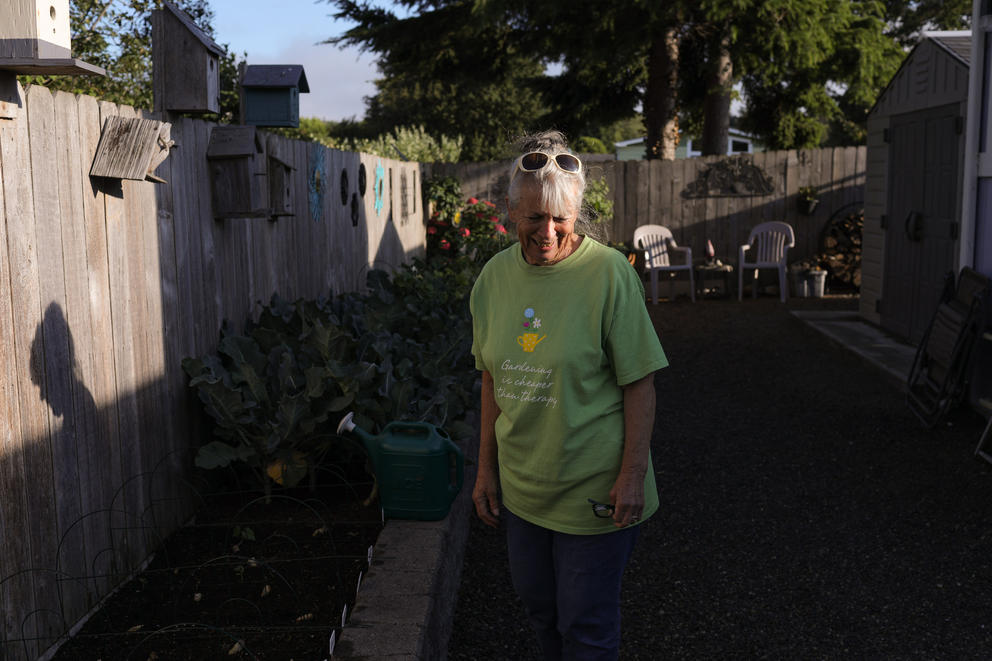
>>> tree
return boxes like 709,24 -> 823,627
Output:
25,1 -> 242,120
475,0 -> 687,159
326,0 -> 546,160
883,0 -> 971,46
326,1 -> 971,160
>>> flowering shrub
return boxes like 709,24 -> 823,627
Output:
425,177 -> 509,262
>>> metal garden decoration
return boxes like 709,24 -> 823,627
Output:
374,160 -> 385,216
309,148 -> 326,222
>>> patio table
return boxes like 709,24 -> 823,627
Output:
695,261 -> 735,298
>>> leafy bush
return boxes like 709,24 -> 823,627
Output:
583,177 -> 614,225
183,260 -> 481,495
573,136 -> 608,153
425,176 -> 509,261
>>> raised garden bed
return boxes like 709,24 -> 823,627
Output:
52,479 -> 382,660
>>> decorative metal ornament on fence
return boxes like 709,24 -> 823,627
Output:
373,160 -> 385,216
681,155 -> 775,198
340,169 -> 349,205
308,149 -> 326,222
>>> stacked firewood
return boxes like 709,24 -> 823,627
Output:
819,209 -> 863,289
789,209 -> 863,290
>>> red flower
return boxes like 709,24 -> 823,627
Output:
427,226 -> 438,235
440,239 -> 451,250
435,220 -> 448,227
490,216 -> 499,223
483,200 -> 496,208
468,197 -> 479,204
461,227 -> 471,237
495,224 -> 507,234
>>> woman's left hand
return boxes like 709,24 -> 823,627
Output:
609,470 -> 645,528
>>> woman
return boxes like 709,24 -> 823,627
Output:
469,130 -> 669,660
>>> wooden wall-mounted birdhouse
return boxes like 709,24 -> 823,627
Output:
265,134 -> 295,218
240,65 -> 309,128
152,0 -> 223,114
0,1 -> 104,119
90,116 -> 175,183
0,0 -> 70,59
206,126 -> 270,219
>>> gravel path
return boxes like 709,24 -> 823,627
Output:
448,296 -> 992,660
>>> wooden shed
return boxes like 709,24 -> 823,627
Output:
151,0 -> 224,114
241,64 -> 309,128
862,32 -> 971,345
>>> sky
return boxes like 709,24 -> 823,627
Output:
208,0 -> 382,121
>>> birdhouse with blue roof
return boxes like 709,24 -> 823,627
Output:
241,64 -> 309,128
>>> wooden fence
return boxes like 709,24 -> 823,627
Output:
0,84 -> 424,660
427,147 -> 866,266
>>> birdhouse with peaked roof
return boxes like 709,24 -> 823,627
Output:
152,0 -> 223,114
206,125 -> 270,219
241,64 -> 309,128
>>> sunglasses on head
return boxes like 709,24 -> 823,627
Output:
516,151 -> 582,174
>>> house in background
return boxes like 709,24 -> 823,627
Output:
614,126 -> 762,160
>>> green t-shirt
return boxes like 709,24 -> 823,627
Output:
470,237 -> 669,534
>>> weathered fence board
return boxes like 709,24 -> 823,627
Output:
0,83 -> 35,659
76,92 -> 123,597
4,82 -> 58,660
0,85 -> 425,661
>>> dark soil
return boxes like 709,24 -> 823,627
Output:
53,482 -> 382,660
449,295 -> 992,660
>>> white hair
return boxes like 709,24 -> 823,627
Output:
507,130 -> 605,241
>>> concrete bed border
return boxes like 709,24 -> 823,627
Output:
333,417 -> 479,661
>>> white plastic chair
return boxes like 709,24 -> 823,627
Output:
633,224 -> 695,304
738,221 -> 795,303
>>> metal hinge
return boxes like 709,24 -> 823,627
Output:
883,128 -> 890,143
950,222 -> 959,239
880,214 -> 887,229
875,299 -> 882,314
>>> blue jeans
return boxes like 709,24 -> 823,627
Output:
504,509 -> 640,661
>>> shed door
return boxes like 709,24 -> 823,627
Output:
881,104 -> 961,345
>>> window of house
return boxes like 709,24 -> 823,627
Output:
731,139 -> 750,153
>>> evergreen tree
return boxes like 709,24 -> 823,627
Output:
327,0 -> 546,160
326,1 -> 973,156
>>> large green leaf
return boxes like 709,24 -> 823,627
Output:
305,366 -> 328,399
195,440 -> 255,469
196,379 -> 254,429
274,393 -> 310,446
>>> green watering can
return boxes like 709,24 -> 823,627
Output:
337,412 -> 464,521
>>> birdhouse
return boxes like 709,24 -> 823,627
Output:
152,0 -> 223,114
0,0 -> 70,59
241,65 -> 309,128
206,126 -> 270,219
0,1 -> 104,119
90,116 -> 175,183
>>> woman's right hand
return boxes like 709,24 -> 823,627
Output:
472,465 -> 501,528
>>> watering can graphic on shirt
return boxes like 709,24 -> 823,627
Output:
517,333 -> 546,352
337,412 -> 464,521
